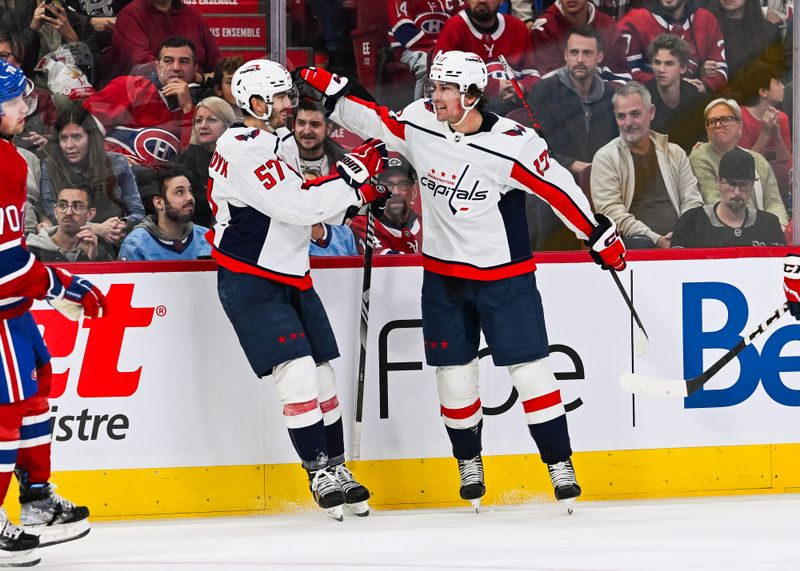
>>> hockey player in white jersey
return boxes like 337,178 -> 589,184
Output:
297,51 -> 627,513
207,59 -> 389,521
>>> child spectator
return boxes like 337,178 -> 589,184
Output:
736,62 -> 791,163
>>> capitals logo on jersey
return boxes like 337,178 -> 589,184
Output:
419,165 -> 489,215
502,124 -> 525,137
235,129 -> 261,142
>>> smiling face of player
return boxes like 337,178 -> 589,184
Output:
430,81 -> 476,125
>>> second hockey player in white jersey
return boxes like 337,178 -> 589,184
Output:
298,51 -> 627,513
207,59 -> 389,521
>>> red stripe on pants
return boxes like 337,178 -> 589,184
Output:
319,396 -> 339,414
441,399 -> 482,420
522,390 -> 562,413
16,363 -> 52,484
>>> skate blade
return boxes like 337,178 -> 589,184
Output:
26,519 -> 90,547
326,505 -> 344,522
560,498 -> 576,515
345,500 -> 370,517
0,547 -> 40,567
469,498 -> 481,513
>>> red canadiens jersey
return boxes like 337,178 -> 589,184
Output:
617,7 -> 727,92
388,0 -> 468,52
83,76 -> 193,167
350,212 -> 423,255
530,1 -> 631,83
0,139 -> 49,320
433,11 -> 539,94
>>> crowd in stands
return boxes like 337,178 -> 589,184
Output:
3,0 -> 794,265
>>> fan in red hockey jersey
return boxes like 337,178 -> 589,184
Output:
297,51 -> 626,515
433,0 -> 538,108
617,0 -> 727,92
350,154 -> 423,255
530,0 -> 631,84
0,60 -> 106,567
388,0 -> 469,98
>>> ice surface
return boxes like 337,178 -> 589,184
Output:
37,495 -> 797,570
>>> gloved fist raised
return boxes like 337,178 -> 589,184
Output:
294,66 -> 350,112
586,213 -> 626,271
783,254 -> 800,320
45,267 -> 107,320
337,139 -> 388,189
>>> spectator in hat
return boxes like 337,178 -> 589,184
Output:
350,154 -> 423,255
688,97 -> 787,228
672,147 -> 784,247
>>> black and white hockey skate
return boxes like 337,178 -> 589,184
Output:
547,459 -> 581,514
457,455 -> 485,512
0,507 -> 40,567
332,464 -> 371,517
19,483 -> 90,547
307,466 -> 346,521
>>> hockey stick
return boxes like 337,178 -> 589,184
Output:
498,56 -> 650,356
620,302 -> 790,398
351,205 -> 375,460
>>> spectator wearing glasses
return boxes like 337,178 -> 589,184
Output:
40,107 -> 145,246
27,185 -> 114,261
350,154 -> 422,255
689,97 -> 787,228
672,147 -> 784,247
171,96 -> 235,228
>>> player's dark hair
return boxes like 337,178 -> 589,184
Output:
158,37 -> 196,61
647,34 -> 691,67
466,84 -> 489,112
213,55 -> 244,88
57,184 -> 95,209
567,25 -> 604,53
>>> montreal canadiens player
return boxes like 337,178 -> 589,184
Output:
207,60 -> 388,521
0,61 -> 106,567
298,51 -> 626,513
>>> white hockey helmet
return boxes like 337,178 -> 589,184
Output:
428,51 -> 488,94
231,59 -> 298,121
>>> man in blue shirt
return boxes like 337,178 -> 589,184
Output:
119,167 -> 211,261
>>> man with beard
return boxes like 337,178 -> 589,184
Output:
530,0 -> 630,84
525,26 -> 618,251
350,154 -> 423,255
671,147 -> 784,247
118,167 -> 211,260
433,0 -> 537,112
618,0 -> 727,92
27,186 -> 114,262
591,82 -> 703,249
293,100 -> 345,179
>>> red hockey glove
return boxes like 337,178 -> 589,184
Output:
783,254 -> 800,320
44,267 -> 107,320
586,213 -> 626,272
357,181 -> 389,211
295,66 -> 350,113
336,139 -> 388,189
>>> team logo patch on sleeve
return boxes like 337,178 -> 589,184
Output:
502,125 -> 525,136
235,130 -> 261,142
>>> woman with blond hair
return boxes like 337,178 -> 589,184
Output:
171,96 -> 235,227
